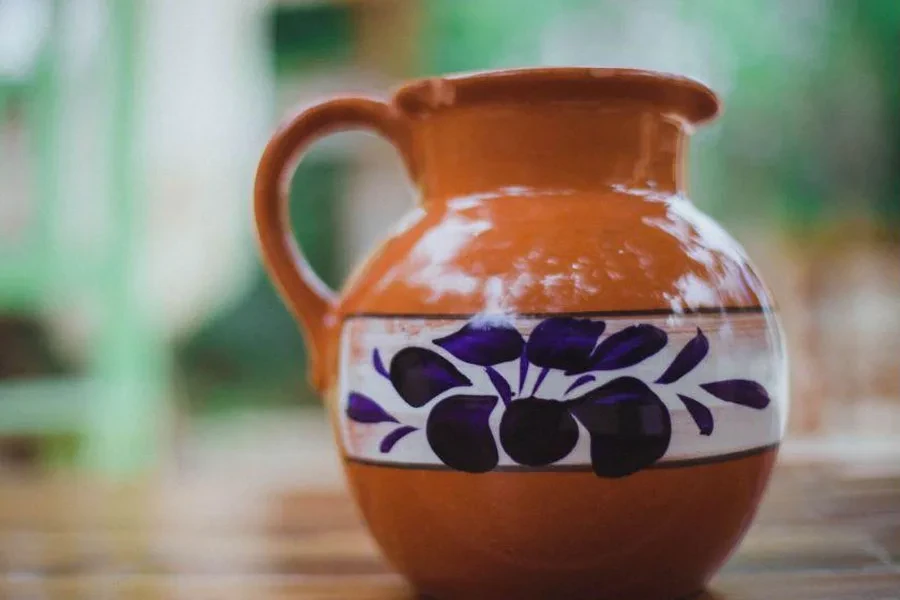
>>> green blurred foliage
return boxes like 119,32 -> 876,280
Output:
271,2 -> 353,74
176,4 -> 352,412
176,158 -> 343,412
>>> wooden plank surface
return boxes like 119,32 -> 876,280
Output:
0,462 -> 898,599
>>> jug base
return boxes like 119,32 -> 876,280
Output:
415,583 -> 707,600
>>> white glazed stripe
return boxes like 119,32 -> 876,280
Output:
337,313 -> 787,470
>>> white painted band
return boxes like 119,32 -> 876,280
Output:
337,312 -> 787,471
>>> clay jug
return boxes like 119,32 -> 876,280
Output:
254,68 -> 788,600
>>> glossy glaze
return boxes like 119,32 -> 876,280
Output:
254,68 -> 787,600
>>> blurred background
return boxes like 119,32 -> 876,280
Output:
0,0 -> 897,482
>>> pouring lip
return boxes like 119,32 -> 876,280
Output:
393,67 -> 720,126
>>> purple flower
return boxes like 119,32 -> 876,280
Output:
390,347 -> 471,408
499,397 -> 578,466
700,380 -> 770,409
573,324 -> 667,373
380,425 -> 418,453
526,317 -> 606,372
346,393 -> 398,424
568,377 -> 671,477
656,328 -> 708,384
426,394 -> 499,473
434,319 -> 524,366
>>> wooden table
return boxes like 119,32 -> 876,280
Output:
0,462 -> 897,599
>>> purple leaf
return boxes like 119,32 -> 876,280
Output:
677,394 -> 713,435
346,393 -> 398,424
655,328 -> 708,384
525,317 -> 606,372
518,348 -> 529,394
700,380 -> 771,410
568,377 -> 671,477
434,319 -> 524,366
390,347 -> 471,408
500,398 -> 578,466
531,366 -> 550,396
486,366 -> 512,406
577,324 -> 668,373
564,374 -> 596,396
426,394 -> 499,473
373,348 -> 390,380
380,425 -> 417,453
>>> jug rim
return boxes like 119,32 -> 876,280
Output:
393,67 -> 720,126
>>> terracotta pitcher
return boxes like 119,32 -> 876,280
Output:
254,68 -> 788,600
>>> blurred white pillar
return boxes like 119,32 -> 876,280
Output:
138,0 -> 272,339
50,0 -> 273,355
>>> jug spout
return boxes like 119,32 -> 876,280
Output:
393,68 -> 720,201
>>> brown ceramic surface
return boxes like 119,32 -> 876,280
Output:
346,450 -> 776,600
254,67 -> 788,599
254,68 -> 769,390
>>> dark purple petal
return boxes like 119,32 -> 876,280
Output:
677,394 -> 713,435
700,380 -> 771,410
373,348 -> 390,380
525,317 -> 606,371
518,348 -> 529,394
500,397 -> 578,466
564,374 -> 596,396
531,366 -> 551,396
579,324 -> 668,373
380,425 -> 418,453
390,347 -> 471,408
434,319 -> 524,366
568,377 -> 671,477
486,366 -> 512,406
655,328 -> 709,384
426,394 -> 498,473
346,393 -> 398,424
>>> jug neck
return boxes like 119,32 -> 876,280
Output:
412,104 -> 690,202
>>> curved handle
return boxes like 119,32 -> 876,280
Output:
254,97 -> 415,393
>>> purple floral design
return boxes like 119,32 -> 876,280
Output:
346,318 -> 771,477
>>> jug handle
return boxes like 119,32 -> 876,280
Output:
254,97 -> 415,393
